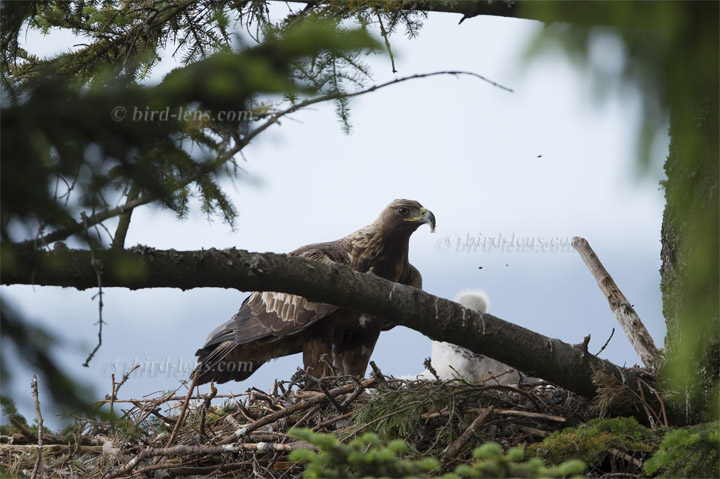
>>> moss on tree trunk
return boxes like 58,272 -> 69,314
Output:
659,5 -> 719,422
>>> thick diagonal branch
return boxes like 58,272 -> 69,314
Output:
3,243 -> 655,408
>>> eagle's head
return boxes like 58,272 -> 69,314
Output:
377,199 -> 436,234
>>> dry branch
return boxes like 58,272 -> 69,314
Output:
30,376 -> 43,479
2,243 -> 658,412
572,237 -> 660,371
443,407 -> 494,461
421,407 -> 567,423
220,377 -> 377,445
0,445 -> 105,454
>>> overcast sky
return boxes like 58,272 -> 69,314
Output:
3,10 -> 668,427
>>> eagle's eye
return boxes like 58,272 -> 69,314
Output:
398,207 -> 409,216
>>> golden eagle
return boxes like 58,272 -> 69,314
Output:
195,199 -> 436,384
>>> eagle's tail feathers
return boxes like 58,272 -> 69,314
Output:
195,340 -> 259,385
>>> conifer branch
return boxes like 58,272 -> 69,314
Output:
23,70 -> 508,249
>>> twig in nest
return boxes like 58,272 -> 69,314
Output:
423,357 -> 440,380
113,364 -> 140,399
221,377 -> 377,445
30,375 -> 44,479
251,388 -> 282,411
580,334 -> 591,358
635,378 -> 663,428
479,384 -> 546,413
293,404 -> 322,429
428,388 -> 458,453
199,383 -> 218,440
420,407 -> 566,423
596,328 -> 615,357
319,354 -> 339,377
110,363 -> 140,420
369,361 -> 388,389
340,377 -> 366,409
608,447 -> 644,469
443,407 -> 493,462
9,416 -> 39,443
237,398 -> 260,421
166,373 -> 200,446
482,368 -> 520,385
319,382 -> 346,414
134,460 -> 253,476
516,424 -> 550,438
641,378 -> 668,427
312,410 -> 355,432
112,443 -> 311,478
302,370 -> 356,413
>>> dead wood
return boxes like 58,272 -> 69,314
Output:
572,237 -> 660,371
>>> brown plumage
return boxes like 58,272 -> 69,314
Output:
195,199 -> 436,384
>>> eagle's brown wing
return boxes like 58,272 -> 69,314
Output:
195,241 -> 350,384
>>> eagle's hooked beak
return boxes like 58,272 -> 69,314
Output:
406,208 -> 436,233
423,209 -> 437,233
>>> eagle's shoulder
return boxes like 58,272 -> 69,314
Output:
291,240 -> 353,265
401,263 -> 423,289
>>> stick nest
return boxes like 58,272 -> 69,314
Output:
1,366 -> 593,478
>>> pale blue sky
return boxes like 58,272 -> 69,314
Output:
3,10 -> 667,426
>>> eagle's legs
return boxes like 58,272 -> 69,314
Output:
333,316 -> 383,377
302,325 -> 335,377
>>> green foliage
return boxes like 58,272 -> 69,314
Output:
644,421 -> 720,478
1,3 -> 383,249
444,442 -> 585,479
353,382 -> 455,443
2,19 -> 379,245
528,417 -> 659,470
352,381 -> 508,454
0,395 -> 29,436
288,429 -> 585,479
288,428 -> 440,478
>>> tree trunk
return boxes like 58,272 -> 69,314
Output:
660,65 -> 719,424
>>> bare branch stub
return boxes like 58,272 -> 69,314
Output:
572,236 -> 660,371
30,376 -> 44,479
